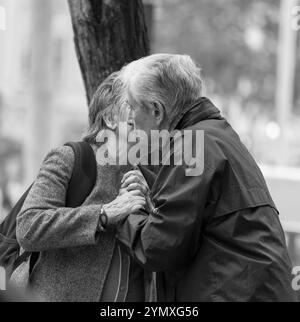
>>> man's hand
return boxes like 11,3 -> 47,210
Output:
120,170 -> 155,213
120,170 -> 150,195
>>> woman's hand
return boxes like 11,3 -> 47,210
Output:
102,190 -> 146,220
120,170 -> 155,213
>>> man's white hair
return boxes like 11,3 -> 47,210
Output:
120,54 -> 203,127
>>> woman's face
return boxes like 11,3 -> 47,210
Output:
115,104 -> 136,164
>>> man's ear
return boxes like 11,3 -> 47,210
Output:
102,114 -> 118,130
153,102 -> 165,127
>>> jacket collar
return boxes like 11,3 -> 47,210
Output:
171,97 -> 222,131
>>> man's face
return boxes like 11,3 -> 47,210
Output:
127,91 -> 158,136
126,90 -> 161,158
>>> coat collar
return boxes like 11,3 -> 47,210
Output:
171,97 -> 222,131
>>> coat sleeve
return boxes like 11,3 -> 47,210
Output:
16,146 -> 101,252
115,160 -> 216,272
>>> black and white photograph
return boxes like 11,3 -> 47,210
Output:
0,0 -> 300,308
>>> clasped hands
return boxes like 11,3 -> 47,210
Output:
102,168 -> 154,221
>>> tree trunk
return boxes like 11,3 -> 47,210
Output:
67,0 -> 149,104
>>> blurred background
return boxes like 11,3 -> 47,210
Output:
0,0 -> 299,265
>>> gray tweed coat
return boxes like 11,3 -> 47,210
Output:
9,146 -> 154,302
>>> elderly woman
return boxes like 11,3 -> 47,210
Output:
10,72 -> 154,302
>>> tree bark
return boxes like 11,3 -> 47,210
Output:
67,0 -> 149,104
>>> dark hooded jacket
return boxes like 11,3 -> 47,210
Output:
115,97 -> 298,302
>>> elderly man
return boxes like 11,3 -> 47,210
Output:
109,54 -> 298,302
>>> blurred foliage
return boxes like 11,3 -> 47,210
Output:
153,0 -> 292,115
295,40 -> 300,114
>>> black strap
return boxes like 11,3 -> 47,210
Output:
64,142 -> 97,207
12,252 -> 30,272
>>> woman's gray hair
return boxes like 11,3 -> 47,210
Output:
119,54 -> 203,126
83,71 -> 127,145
